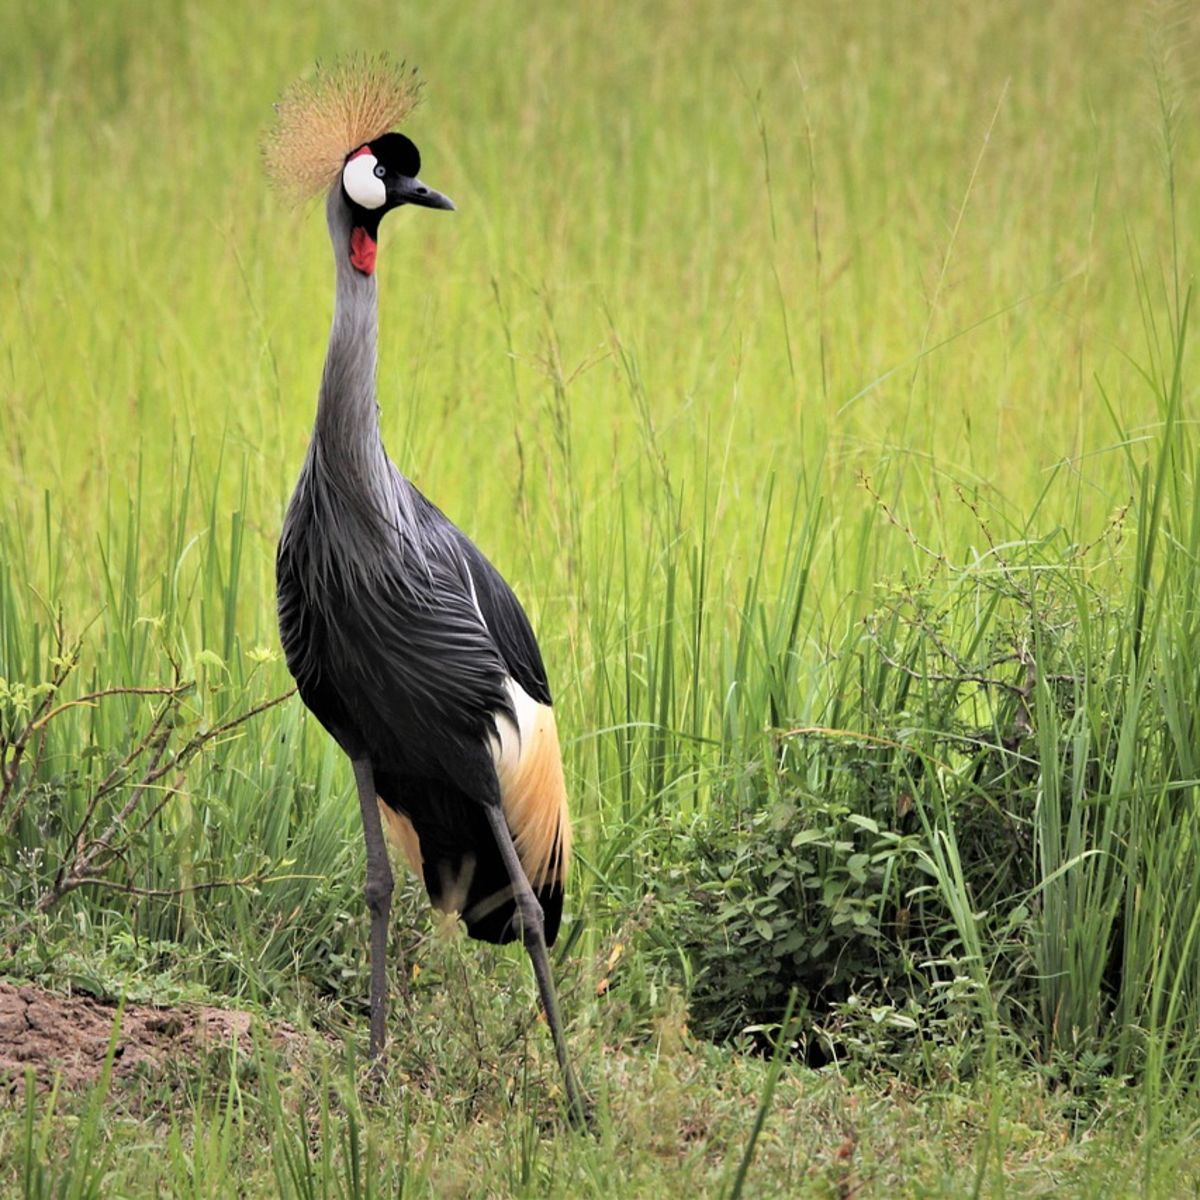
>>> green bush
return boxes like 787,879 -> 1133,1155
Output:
647,781 -> 928,1046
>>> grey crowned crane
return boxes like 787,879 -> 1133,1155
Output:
265,59 -> 583,1121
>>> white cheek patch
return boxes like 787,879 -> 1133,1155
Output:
342,154 -> 386,210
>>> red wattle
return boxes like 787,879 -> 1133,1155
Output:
347,144 -> 372,161
350,226 -> 377,275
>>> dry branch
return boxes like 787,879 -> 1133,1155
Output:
2,624 -> 296,919
37,686 -> 295,913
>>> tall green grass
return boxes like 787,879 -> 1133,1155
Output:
3,0 -> 1200,1192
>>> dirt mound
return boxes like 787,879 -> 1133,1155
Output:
0,980 -> 275,1095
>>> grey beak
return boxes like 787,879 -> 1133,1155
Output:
393,176 -> 455,211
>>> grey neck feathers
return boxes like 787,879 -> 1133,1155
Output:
294,186 -> 427,581
311,186 -> 388,490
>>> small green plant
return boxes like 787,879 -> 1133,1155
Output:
647,785 -> 926,1046
0,616 -> 292,921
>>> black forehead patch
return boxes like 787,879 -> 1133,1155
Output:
369,131 -> 421,177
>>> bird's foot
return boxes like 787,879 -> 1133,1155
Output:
358,1044 -> 390,1102
566,1088 -> 596,1135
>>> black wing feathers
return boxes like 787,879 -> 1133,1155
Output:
279,468 -> 513,770
450,526 -> 552,706
278,463 -> 562,944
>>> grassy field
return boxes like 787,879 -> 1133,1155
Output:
3,0 -> 1200,1194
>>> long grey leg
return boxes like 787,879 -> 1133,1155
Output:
482,803 -> 588,1126
352,757 -> 393,1059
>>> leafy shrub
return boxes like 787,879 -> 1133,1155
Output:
646,778 -> 928,1046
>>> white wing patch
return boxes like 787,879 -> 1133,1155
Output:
492,677 -> 538,761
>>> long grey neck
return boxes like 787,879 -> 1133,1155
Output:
311,187 -> 386,482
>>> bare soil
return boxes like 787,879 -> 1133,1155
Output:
0,980 -> 278,1095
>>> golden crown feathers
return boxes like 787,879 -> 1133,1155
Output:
264,55 -> 425,202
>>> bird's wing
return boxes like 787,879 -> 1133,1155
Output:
317,564 -> 507,775
447,528 -> 570,895
451,527 -> 552,706
357,475 -> 571,904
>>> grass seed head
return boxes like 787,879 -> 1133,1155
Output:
263,54 -> 425,203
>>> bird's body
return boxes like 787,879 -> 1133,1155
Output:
268,64 -> 582,1120
276,204 -> 570,938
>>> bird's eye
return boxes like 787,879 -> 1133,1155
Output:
373,165 -> 386,179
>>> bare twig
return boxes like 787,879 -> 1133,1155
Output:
49,870 -> 282,902
23,685 -> 296,917
871,643 -> 1028,696
31,684 -> 191,732
62,699 -> 178,857
858,471 -> 950,566
0,621 -> 80,818
5,867 -> 321,943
